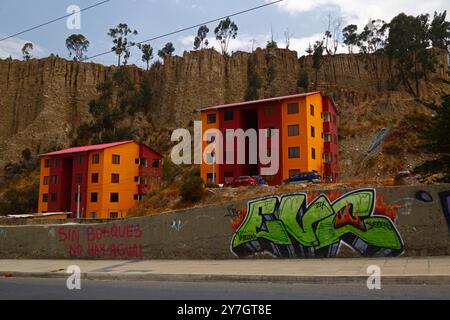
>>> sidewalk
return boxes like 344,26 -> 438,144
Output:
1,257 -> 450,284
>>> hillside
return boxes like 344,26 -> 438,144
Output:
0,48 -> 449,183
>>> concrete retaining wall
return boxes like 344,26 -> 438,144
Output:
0,184 -> 449,259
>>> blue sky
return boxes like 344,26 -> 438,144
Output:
0,0 -> 448,67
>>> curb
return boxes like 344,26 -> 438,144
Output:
3,271 -> 450,285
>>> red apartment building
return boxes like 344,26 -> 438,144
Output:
200,92 -> 339,185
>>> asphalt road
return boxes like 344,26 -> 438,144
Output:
1,278 -> 450,300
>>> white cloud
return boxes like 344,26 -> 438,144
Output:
271,0 -> 449,29
0,36 -> 45,59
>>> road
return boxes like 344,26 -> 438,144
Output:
1,277 -> 450,300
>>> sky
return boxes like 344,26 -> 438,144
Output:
0,0 -> 448,67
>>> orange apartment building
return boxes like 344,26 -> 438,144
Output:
200,92 -> 339,185
38,141 -> 163,219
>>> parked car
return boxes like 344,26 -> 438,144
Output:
224,176 -> 257,188
252,176 -> 268,186
396,169 -> 414,178
283,172 -> 322,184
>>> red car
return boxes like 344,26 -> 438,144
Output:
224,176 -> 257,188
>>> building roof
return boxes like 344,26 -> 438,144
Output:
200,91 -> 321,111
40,140 -> 134,157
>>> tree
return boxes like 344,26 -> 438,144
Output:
342,24 -> 358,53
158,42 -> 175,60
312,40 -> 324,89
138,43 -> 153,70
297,70 -> 309,90
266,40 -> 278,49
107,23 -> 138,66
305,43 -> 313,55
386,13 -> 434,97
214,17 -> 238,55
245,70 -> 263,101
65,34 -> 90,61
266,26 -> 278,49
416,94 -> 450,180
429,11 -> 450,49
22,42 -> 33,61
358,19 -> 388,54
193,25 -> 209,50
284,28 -> 293,49
324,14 -> 342,55
420,95 -> 450,155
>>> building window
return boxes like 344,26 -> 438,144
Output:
207,114 -> 216,124
111,173 -> 120,183
112,154 -> 120,165
287,103 -> 299,114
289,169 -> 300,177
92,154 -> 100,164
42,193 -> 48,203
134,176 -> 139,183
91,193 -> 98,203
323,113 -> 330,122
44,159 -> 50,168
133,194 -> 138,201
76,173 -> 82,184
334,134 -> 338,144
333,115 -> 337,124
310,104 -> 315,116
312,148 -> 316,160
91,212 -> 97,219
324,153 -> 331,163
152,159 -> 160,168
43,176 -> 49,185
288,147 -> 300,158
311,126 -> 315,138
139,177 -> 148,185
76,156 -> 83,165
110,212 -> 119,219
135,158 -> 139,164
324,133 -> 332,142
140,158 -> 148,167
110,193 -> 119,203
264,106 -> 274,116
52,175 -> 58,185
224,110 -> 234,121
288,124 -> 299,136
51,193 -> 57,202
91,173 -> 99,183
54,159 -> 59,168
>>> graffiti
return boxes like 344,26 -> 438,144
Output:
366,126 -> 392,155
226,206 -> 248,231
58,223 -> 143,258
438,191 -> 450,233
170,220 -> 183,232
416,191 -> 433,203
230,189 -> 404,258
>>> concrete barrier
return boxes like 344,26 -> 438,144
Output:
0,184 -> 449,259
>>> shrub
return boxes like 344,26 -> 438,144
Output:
383,142 -> 403,155
297,70 -> 308,90
179,175 -> 204,202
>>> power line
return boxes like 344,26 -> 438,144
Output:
0,0 -> 111,42
83,0 -> 284,61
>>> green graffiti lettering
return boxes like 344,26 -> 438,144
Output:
231,189 -> 404,258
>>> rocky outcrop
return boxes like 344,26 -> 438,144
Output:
0,48 -> 448,179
